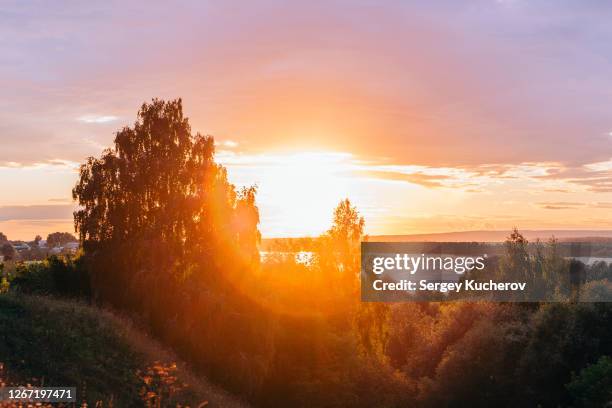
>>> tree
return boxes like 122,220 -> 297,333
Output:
317,198 -> 364,278
34,235 -> 42,247
515,302 -> 612,407
498,228 -> 530,284
1,243 -> 15,261
419,318 -> 525,407
567,355 -> 612,408
314,199 -> 388,359
498,229 -> 545,300
71,99 -> 267,397
0,232 -> 7,245
46,232 -> 77,248
72,98 -> 260,310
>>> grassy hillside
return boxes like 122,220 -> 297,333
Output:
0,294 -> 248,408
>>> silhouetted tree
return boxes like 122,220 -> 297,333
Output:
315,198 -> 364,283
72,98 -> 260,313
498,228 -> 530,284
46,232 -> 77,248
1,244 -> 15,261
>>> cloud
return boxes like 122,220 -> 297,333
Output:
0,205 -> 75,221
216,140 -> 239,148
544,188 -> 570,193
537,201 -> 612,210
584,159 -> 612,172
353,162 -> 563,190
219,151 -> 608,195
569,177 -> 612,193
0,161 -> 24,168
517,158 -> 612,193
592,202 -> 612,209
537,201 -> 585,210
356,170 -> 450,188
375,213 -> 527,236
5,0 -> 612,171
0,159 -> 79,169
77,115 -> 119,124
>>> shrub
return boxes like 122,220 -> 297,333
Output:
566,355 -> 612,408
9,256 -> 90,299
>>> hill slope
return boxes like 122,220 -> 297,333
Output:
0,294 -> 248,408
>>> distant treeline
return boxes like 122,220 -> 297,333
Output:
264,237 -> 612,258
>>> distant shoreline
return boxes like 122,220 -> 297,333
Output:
366,230 -> 612,242
261,230 -> 612,248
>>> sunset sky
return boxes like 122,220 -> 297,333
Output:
2,1 -> 612,240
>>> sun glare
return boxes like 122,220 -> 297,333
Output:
221,151 -> 357,237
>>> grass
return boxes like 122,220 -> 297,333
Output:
0,294 -> 249,408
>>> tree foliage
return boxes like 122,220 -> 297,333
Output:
72,98 -> 260,310
567,355 -> 612,408
46,232 -> 77,248
1,243 -> 15,261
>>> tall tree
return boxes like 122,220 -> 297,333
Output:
316,198 -> 364,281
72,98 -> 260,311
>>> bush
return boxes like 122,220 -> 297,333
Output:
566,355 -> 612,408
8,256 -> 90,299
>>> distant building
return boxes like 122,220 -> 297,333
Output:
49,242 -> 79,255
12,243 -> 31,252
49,247 -> 62,255
64,242 -> 80,253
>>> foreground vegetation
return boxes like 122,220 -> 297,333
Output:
0,294 -> 247,407
3,232 -> 611,407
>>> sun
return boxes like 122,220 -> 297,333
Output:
221,151 -> 358,237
